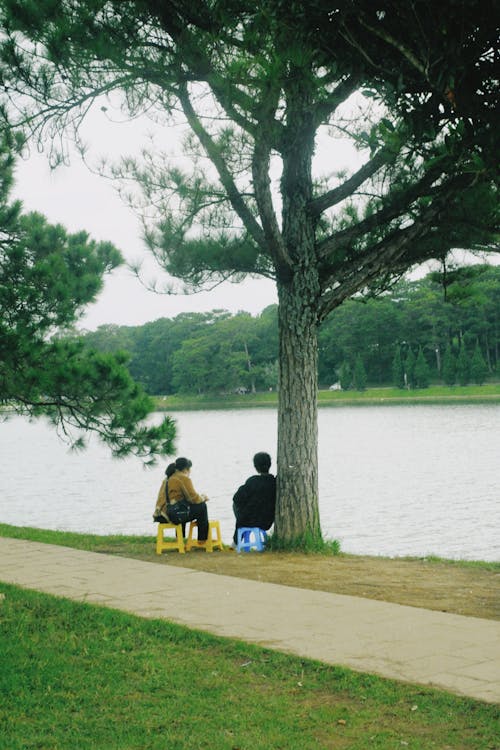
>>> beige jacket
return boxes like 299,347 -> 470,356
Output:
154,471 -> 205,518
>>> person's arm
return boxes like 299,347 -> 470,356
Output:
179,475 -> 207,504
233,479 -> 251,510
261,475 -> 277,526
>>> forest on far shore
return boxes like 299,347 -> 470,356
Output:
78,265 -> 499,395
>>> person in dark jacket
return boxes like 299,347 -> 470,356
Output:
232,452 -> 276,544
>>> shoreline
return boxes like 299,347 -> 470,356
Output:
154,384 -> 500,411
1,523 -> 498,568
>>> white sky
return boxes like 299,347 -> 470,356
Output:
13,138 -> 279,331
12,101 -> 368,331
12,103 -> 496,331
15,154 -> 281,330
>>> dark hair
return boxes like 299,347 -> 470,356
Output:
253,452 -> 271,473
165,462 -> 176,478
165,457 -> 192,477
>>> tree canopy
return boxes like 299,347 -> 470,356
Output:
0,1 -> 498,541
0,129 -> 175,461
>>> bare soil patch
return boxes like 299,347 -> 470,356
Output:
132,548 -> 500,620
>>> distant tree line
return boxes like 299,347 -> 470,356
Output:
79,265 -> 499,394
318,264 -> 499,390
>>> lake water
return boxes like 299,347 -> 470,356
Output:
1,405 -> 498,561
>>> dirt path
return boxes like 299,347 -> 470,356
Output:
128,548 -> 500,621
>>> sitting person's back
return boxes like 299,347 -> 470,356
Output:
153,456 -> 209,541
232,452 -> 276,544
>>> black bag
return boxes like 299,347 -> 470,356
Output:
155,474 -> 191,525
166,500 -> 191,525
153,511 -> 169,523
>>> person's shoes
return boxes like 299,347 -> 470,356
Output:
187,540 -> 206,551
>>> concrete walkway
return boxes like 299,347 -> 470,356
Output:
1,537 -> 499,704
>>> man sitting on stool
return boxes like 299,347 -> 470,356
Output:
232,452 -> 276,545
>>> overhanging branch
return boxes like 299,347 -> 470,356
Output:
317,172 -> 479,318
178,84 -> 267,252
317,209 -> 442,319
317,159 -> 455,261
312,74 -> 360,129
309,146 -> 396,217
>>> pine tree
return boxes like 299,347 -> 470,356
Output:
441,344 -> 457,386
414,347 -> 431,388
456,344 -> 470,386
353,355 -> 367,391
0,130 -> 175,461
339,362 -> 353,391
392,346 -> 405,389
470,342 -> 488,384
405,348 -> 416,389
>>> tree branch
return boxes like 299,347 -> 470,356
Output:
251,82 -> 290,273
358,17 -> 428,78
318,209 -> 441,319
317,159 -> 452,261
317,173 -> 477,319
312,74 -> 360,129
177,84 -> 267,252
309,146 -> 396,217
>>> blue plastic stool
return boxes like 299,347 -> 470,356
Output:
236,527 -> 268,553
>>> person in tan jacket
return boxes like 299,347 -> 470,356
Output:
154,457 -> 209,541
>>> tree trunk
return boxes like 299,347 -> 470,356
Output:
435,344 -> 441,373
275,275 -> 322,543
484,332 -> 493,372
244,341 -> 256,393
272,59 -> 322,543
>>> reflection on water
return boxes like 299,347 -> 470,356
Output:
1,405 -> 499,560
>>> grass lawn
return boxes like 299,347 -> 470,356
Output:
1,523 -> 497,572
154,383 -> 500,410
1,525 -> 499,748
1,582 -> 499,750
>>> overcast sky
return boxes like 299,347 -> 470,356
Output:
13,139 -> 279,331
13,103 -> 495,332
12,103 -> 364,331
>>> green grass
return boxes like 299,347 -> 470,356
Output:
1,523 -> 499,571
317,383 -> 500,405
1,583 -> 498,750
0,523 -> 154,556
154,383 -> 500,410
267,530 -> 342,555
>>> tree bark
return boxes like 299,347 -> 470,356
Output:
273,63 -> 322,543
275,274 -> 322,543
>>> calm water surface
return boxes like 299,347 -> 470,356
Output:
1,405 -> 498,560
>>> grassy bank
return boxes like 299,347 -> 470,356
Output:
1,582 -> 499,750
1,523 -> 498,571
154,383 -> 500,410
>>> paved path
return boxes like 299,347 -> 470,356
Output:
1,538 -> 499,704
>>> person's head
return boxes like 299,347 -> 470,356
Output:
175,457 -> 192,474
165,457 -> 192,477
253,452 -> 271,474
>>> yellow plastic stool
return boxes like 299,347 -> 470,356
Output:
155,523 -> 185,554
186,520 -> 224,552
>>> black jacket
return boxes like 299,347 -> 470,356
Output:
232,473 -> 276,529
